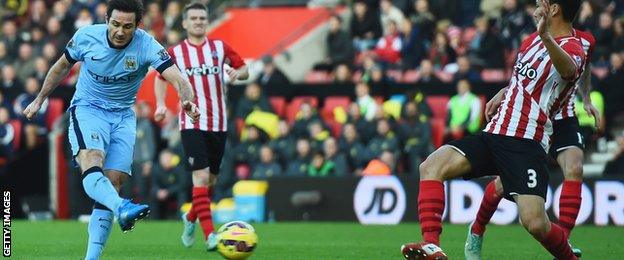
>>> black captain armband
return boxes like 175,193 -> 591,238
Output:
156,59 -> 174,74
64,49 -> 77,64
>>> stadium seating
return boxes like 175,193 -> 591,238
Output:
46,99 -> 64,130
269,96 -> 287,117
286,96 -> 319,123
10,120 -> 22,151
481,69 -> 507,83
430,118 -> 445,148
426,96 -> 450,122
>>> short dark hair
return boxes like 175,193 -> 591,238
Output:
183,2 -> 208,19
551,0 -> 582,23
106,0 -> 145,25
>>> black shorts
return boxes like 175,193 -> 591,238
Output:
180,129 -> 227,173
549,117 -> 584,157
448,132 -> 550,200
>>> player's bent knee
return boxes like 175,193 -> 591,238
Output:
420,146 -> 469,181
77,150 -> 104,170
563,162 -> 583,181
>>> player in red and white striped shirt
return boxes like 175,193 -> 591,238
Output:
466,28 -> 600,259
402,1 -> 584,259
153,2 -> 248,251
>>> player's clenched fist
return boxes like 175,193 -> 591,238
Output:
182,100 -> 200,123
23,99 -> 43,121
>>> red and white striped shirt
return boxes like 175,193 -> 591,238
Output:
163,37 -> 245,132
554,29 -> 595,120
484,32 -> 586,150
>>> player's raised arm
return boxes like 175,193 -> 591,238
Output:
536,0 -> 583,80
23,54 -> 73,120
160,66 -> 200,123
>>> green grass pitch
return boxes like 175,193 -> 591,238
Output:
10,220 -> 624,259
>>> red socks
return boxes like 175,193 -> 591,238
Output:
418,180 -> 445,245
187,187 -> 214,239
539,223 -> 578,260
471,180 -> 503,236
559,180 -> 582,237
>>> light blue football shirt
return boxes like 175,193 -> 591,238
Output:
64,24 -> 173,109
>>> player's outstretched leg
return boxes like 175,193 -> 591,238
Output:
82,166 -> 150,232
465,178 -> 503,260
401,146 -> 471,260
557,147 -> 584,257
516,195 -> 577,260
85,203 -> 113,260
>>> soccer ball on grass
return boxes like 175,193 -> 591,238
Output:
216,221 -> 257,260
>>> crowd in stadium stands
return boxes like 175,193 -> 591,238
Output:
1,0 -> 624,217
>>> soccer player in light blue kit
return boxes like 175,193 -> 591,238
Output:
22,0 -> 200,259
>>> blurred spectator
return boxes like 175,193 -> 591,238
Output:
150,149 -> 187,219
160,114 -> 184,155
165,30 -> 183,47
164,1 -> 184,34
33,57 -> 49,83
235,83 -> 273,120
362,150 -> 395,175
380,0 -> 405,35
28,0 -> 50,28
14,43 -> 36,83
333,64 -> 353,84
400,19 -> 426,70
601,52 -> 624,134
286,138 -> 312,176
613,18 -> 624,54
406,90 -> 433,118
499,0 -> 534,50
0,42 -> 8,68
445,79 -> 481,141
307,151 -> 336,177
351,0 -> 382,51
576,1 -> 598,32
415,59 -> 442,85
0,92 -> 11,117
338,123 -> 367,173
429,0 -> 458,22
131,102 -> 157,203
369,65 -> 390,84
374,20 -> 403,64
453,55 -> 481,83
46,17 -> 69,54
428,32 -> 456,69
323,137 -> 348,177
346,102 -> 375,141
252,145 -> 282,179
367,118 -> 400,160
52,1 -> 75,36
268,120 -> 296,166
409,0 -> 435,41
308,120 -> 330,151
1,20 -> 21,62
469,16 -> 505,69
74,9 -> 94,30
42,43 -> 60,62
292,101 -> 326,138
234,126 -> 263,166
144,2 -> 166,43
0,107 -> 14,160
315,15 -> 355,71
94,2 -> 107,24
1,65 -> 22,102
355,82 -> 378,121
480,0 -> 504,18
399,101 -> 431,175
257,55 -> 290,87
595,11 -> 615,61
30,26 -> 46,56
14,77 -> 49,150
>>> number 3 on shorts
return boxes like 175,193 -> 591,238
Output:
527,169 -> 537,188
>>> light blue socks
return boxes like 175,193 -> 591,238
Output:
81,166 -> 124,215
85,205 -> 113,260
